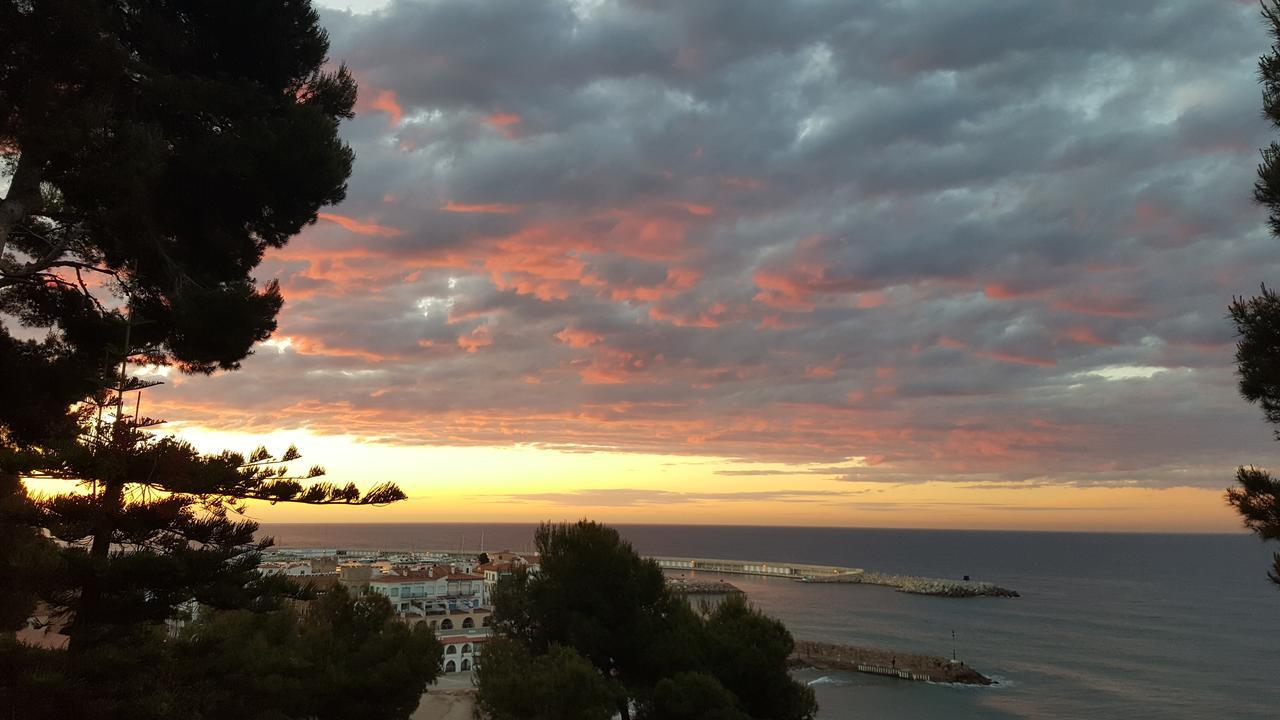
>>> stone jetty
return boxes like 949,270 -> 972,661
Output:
803,571 -> 1020,598
790,640 -> 995,685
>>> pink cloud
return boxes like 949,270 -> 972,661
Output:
364,88 -> 403,128
316,212 -> 404,237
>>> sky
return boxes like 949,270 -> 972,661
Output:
131,0 -> 1280,531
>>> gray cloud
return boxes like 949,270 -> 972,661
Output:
149,0 -> 1280,490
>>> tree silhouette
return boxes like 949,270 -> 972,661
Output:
0,0 -> 356,447
485,521 -> 816,720
22,320 -> 405,649
1229,2 -> 1280,588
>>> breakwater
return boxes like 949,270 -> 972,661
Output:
651,556 -> 1018,598
791,640 -> 994,685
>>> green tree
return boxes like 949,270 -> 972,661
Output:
0,0 -> 355,385
475,639 -> 618,720
1228,1 -> 1280,587
0,3 -> 439,716
19,341 -> 405,650
639,672 -> 750,720
3,588 -> 442,720
486,521 -> 817,720
174,588 -> 442,720
699,596 -> 816,720
0,0 -> 396,645
491,520 -> 677,717
0,470 -> 59,634
1228,290 -> 1280,587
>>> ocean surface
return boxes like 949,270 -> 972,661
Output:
261,523 -> 1280,719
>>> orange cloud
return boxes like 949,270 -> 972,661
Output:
368,88 -> 404,128
275,334 -> 392,363
984,282 -> 1026,300
1052,295 -> 1145,318
805,360 -> 839,379
486,112 -> 522,138
856,290 -> 886,309
670,202 -> 716,217
443,201 -> 524,214
458,325 -> 493,353
974,350 -> 1057,367
317,212 -> 404,237
555,327 -> 604,348
648,300 -> 747,328
1062,326 -> 1111,346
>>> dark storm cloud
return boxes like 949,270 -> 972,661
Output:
150,0 -> 1280,488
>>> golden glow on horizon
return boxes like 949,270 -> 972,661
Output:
22,425 -> 1223,533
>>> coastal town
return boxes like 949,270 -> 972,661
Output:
258,548 -> 536,674
253,545 -> 1014,683
256,547 -> 763,676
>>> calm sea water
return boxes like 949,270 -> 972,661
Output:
261,523 -> 1280,719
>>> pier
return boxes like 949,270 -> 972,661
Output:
651,555 -> 862,580
651,556 -> 1019,598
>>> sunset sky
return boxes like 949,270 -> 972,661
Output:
129,0 -> 1280,531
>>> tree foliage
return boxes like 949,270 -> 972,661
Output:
475,639 -> 618,720
1229,2 -> 1280,588
11,340 -> 406,649
641,672 -> 750,720
0,0 -> 357,449
0,472 -> 60,633
0,0 -> 402,645
4,588 -> 441,720
482,521 -> 816,720
0,3 -> 443,717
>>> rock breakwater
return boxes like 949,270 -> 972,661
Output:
858,572 -> 1020,598
790,640 -> 995,685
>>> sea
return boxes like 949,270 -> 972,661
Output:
260,523 -> 1280,720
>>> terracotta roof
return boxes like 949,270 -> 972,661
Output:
438,636 -> 490,644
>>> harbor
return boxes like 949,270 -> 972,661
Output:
651,555 -> 1019,597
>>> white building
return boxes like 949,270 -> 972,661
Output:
439,636 -> 485,673
368,566 -> 485,613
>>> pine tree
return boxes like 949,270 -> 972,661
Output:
25,318 -> 405,649
0,0 -> 357,441
1229,2 -> 1280,588
0,0 -> 386,644
0,4 -> 441,715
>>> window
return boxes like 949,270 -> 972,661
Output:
461,659 -> 471,671
388,588 -> 399,597
446,645 -> 457,655
462,617 -> 475,628
441,619 -> 453,630
462,644 -> 471,653
445,660 -> 456,673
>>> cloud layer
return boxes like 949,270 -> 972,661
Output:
155,0 -> 1280,490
